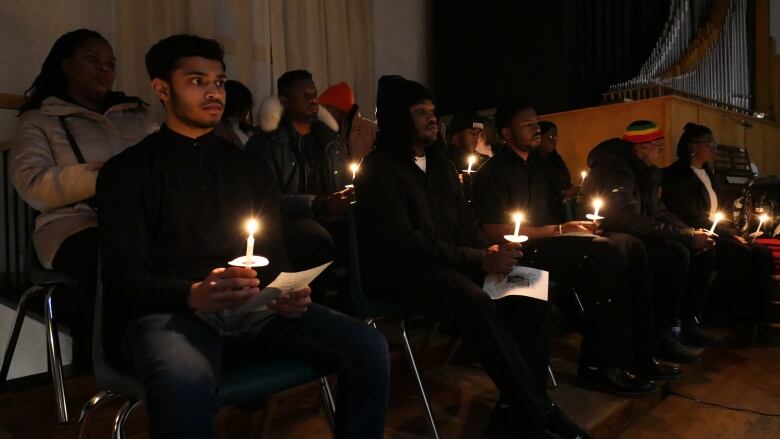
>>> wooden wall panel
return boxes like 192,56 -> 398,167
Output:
540,96 -> 780,182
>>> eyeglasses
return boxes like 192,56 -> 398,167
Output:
691,139 -> 718,148
546,135 -> 558,141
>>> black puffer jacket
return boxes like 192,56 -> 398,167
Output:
580,138 -> 694,244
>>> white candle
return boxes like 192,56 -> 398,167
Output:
513,212 -> 523,238
592,198 -> 602,217
708,212 -> 724,235
245,219 -> 258,267
754,214 -> 769,242
349,162 -> 359,181
580,171 -> 588,185
466,155 -> 477,173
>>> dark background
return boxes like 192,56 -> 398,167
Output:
432,0 -> 672,115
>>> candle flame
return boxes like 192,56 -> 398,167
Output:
593,198 -> 602,209
580,171 -> 588,179
713,212 -> 724,222
760,214 -> 769,222
512,212 -> 524,223
246,219 -> 259,235
349,162 -> 360,174
468,155 -> 477,166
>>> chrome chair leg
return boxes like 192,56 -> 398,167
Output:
44,286 -> 68,423
112,400 -> 141,439
319,377 -> 337,436
78,391 -> 118,439
0,285 -> 43,381
400,320 -> 440,439
548,364 -> 559,389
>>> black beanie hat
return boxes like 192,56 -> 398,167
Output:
375,75 -> 432,129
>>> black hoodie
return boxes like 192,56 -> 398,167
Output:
580,138 -> 694,244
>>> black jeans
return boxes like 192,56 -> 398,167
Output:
51,226 -> 99,373
127,304 -> 389,439
523,233 -> 644,368
642,239 -> 716,328
710,236 -> 774,321
393,266 -> 552,427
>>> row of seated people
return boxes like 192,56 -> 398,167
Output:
8,28 -> 774,439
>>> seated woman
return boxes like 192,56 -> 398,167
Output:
10,29 -> 156,372
662,123 -> 774,323
531,121 -> 578,222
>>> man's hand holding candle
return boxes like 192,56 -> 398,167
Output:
188,267 -> 260,312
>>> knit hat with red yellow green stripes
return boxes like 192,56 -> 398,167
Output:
622,120 -> 664,143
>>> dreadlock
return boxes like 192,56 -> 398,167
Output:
19,29 -> 108,114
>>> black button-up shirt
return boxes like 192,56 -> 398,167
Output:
472,146 -> 553,226
97,124 -> 289,329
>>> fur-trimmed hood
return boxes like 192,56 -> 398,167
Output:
256,95 -> 339,133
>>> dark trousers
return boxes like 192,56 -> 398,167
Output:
642,239 -> 716,328
51,226 -> 99,373
127,304 -> 389,439
394,266 -> 552,426
710,236 -> 774,321
523,234 -> 644,368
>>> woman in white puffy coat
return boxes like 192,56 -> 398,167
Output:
10,29 -> 156,372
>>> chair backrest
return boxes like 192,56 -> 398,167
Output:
91,251 -> 110,379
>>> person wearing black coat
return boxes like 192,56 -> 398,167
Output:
580,120 -> 718,363
662,123 -> 774,322
355,76 -> 594,439
530,121 -> 578,223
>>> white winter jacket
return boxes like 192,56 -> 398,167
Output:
10,95 -> 157,268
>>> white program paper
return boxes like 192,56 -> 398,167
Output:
483,266 -> 549,302
233,261 -> 333,314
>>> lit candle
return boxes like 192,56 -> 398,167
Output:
592,198 -> 602,217
466,155 -> 477,174
580,170 -> 588,185
245,219 -> 258,268
753,214 -> 769,242
350,162 -> 359,181
513,212 -> 523,238
708,212 -> 724,235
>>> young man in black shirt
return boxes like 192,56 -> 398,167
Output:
97,34 -> 388,439
355,76 -> 593,439
472,101 -> 680,395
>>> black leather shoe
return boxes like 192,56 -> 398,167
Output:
633,357 -> 682,380
681,319 -> 724,347
577,366 -> 657,397
656,329 -> 699,364
545,404 -> 595,439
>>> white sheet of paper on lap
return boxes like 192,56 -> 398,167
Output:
233,261 -> 333,314
483,266 -> 549,302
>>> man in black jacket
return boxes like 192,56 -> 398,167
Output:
245,70 -> 352,271
355,76 -> 593,439
97,35 -> 389,439
472,101 -> 673,396
581,120 -> 716,363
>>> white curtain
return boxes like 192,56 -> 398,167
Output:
113,0 -> 375,120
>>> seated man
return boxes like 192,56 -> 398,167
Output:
97,34 -> 388,439
444,109 -> 489,172
530,121 -> 578,223
473,101 -> 674,396
317,81 -> 378,161
355,75 -> 592,439
580,120 -> 717,364
246,70 -> 352,271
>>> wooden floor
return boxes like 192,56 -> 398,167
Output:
1,325 -> 779,438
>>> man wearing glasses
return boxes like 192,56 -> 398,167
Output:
581,120 -> 716,365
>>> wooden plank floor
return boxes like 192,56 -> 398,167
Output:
1,327 -> 779,438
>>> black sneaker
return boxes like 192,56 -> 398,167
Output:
577,366 -> 657,397
545,404 -> 595,439
680,319 -> 724,347
656,328 -> 699,364
632,357 -> 682,381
